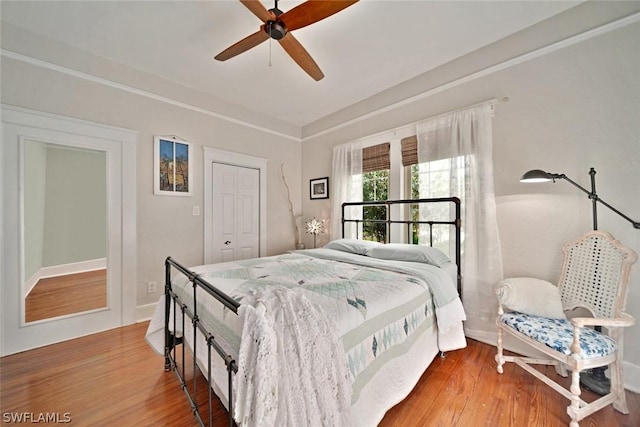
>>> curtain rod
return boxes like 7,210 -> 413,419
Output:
428,96 -> 509,122
342,97 -> 509,147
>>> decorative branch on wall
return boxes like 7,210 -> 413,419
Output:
281,163 -> 303,249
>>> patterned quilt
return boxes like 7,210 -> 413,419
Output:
146,248 -> 466,425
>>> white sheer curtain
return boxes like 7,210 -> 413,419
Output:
417,103 -> 503,336
331,141 -> 363,240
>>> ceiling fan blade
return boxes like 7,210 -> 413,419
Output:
281,0 -> 358,32
239,0 -> 274,23
214,29 -> 270,61
278,33 -> 324,81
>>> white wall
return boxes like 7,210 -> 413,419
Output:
23,140 -> 47,280
1,30 -> 303,310
41,145 -> 107,267
300,13 -> 640,389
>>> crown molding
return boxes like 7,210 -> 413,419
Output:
301,11 -> 640,142
3,10 -> 639,144
0,49 -> 302,143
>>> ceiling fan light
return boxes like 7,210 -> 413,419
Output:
217,0 -> 358,80
266,21 -> 286,40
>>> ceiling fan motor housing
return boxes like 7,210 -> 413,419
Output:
265,20 -> 286,40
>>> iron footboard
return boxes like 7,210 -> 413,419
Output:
163,256 -> 240,427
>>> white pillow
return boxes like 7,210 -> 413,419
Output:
366,244 -> 451,267
324,238 -> 381,255
495,277 -> 566,319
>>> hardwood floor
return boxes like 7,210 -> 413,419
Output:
25,269 -> 107,322
1,321 -> 638,426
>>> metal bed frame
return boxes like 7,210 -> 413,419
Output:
163,257 -> 240,427
163,197 -> 462,426
342,197 -> 462,294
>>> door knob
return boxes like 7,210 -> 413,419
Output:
224,240 -> 231,245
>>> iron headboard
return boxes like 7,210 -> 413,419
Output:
341,197 -> 462,294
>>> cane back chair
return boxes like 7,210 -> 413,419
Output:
495,230 -> 637,427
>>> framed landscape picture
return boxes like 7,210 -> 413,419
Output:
310,177 -> 329,199
154,136 -> 192,196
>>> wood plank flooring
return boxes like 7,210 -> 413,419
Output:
1,321 -> 638,426
25,269 -> 107,322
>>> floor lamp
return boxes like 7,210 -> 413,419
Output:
520,167 -> 640,395
521,167 -> 640,230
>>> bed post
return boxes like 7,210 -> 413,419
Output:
164,257 -> 172,371
227,357 -> 235,427
453,197 -> 462,296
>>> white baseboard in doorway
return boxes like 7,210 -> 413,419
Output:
25,258 -> 107,296
136,301 -> 158,323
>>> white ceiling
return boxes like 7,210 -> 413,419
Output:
1,1 -> 581,130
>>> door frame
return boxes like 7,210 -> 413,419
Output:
203,147 -> 267,264
1,105 -> 137,356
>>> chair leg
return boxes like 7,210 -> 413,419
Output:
611,360 -> 629,414
495,325 -> 505,374
569,370 -> 581,427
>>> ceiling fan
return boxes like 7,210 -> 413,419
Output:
214,0 -> 359,81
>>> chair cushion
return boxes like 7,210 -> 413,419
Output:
500,312 -> 616,359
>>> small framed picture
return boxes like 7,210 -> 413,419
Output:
154,136 -> 192,196
310,177 -> 329,200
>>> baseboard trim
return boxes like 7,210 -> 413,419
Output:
623,361 -> 640,393
464,327 -> 496,347
136,301 -> 158,323
25,258 -> 107,296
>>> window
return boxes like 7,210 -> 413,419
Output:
362,170 -> 389,242
409,157 -> 465,249
354,133 -> 465,248
362,143 -> 390,242
333,103 -> 501,334
402,136 -> 465,251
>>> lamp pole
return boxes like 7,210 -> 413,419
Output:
543,167 -> 640,230
589,167 -> 598,230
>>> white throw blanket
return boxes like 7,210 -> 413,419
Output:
234,286 -> 352,427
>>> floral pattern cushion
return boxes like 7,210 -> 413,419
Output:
500,312 -> 616,359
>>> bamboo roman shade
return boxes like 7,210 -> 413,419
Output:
362,142 -> 390,172
364,134 -> 459,170
401,136 -> 418,167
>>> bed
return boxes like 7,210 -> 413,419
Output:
145,198 -> 466,426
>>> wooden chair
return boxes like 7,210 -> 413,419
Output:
495,230 -> 637,427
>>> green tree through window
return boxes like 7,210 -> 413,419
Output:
362,170 -> 389,242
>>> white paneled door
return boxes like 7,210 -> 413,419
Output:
211,162 -> 260,263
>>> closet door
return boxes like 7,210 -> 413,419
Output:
211,162 -> 259,263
